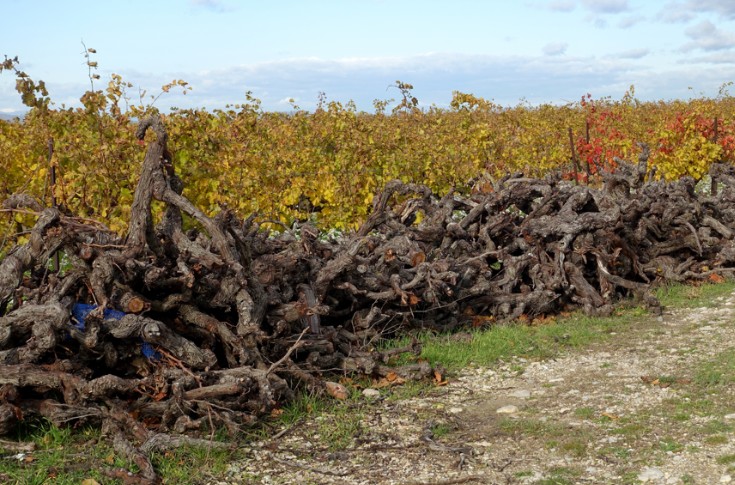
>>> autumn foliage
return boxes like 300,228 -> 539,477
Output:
2,56 -> 735,246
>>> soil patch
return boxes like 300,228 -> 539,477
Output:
218,292 -> 735,484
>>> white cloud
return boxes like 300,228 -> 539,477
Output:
691,0 -> 735,19
581,0 -> 629,14
190,0 -> 233,13
578,0 -> 628,29
659,0 -> 735,22
658,4 -> 694,23
687,52 -> 735,64
169,53 -> 683,110
543,42 -> 569,56
4,51 -> 734,114
682,20 -> 735,51
546,0 -> 576,12
614,48 -> 650,59
617,15 -> 644,28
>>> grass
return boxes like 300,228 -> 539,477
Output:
717,454 -> 735,465
611,420 -> 650,438
499,417 -> 592,459
573,280 -> 735,472
0,420 -> 235,484
659,438 -> 684,453
378,280 -> 735,373
386,308 -> 642,371
499,417 -> 566,438
273,388 -> 367,452
705,435 -> 729,445
150,445 -> 232,483
700,420 -> 734,435
536,466 -> 582,485
316,404 -> 365,452
574,407 -> 596,420
0,423 -> 116,485
600,446 -> 631,460
695,349 -> 735,387
430,422 -> 452,439
654,279 -> 735,308
276,390 -> 329,427
0,423 -> 110,484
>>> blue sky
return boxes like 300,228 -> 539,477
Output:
2,0 -> 735,113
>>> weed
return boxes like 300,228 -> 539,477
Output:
392,308 -> 644,371
382,282 -> 735,375
659,438 -> 684,453
700,420 -> 733,435
656,280 -> 735,308
0,423 -> 116,484
607,446 -> 631,459
717,454 -> 735,465
670,394 -> 718,417
385,380 -> 433,401
574,407 -> 595,420
274,389 -> 368,452
537,466 -> 582,485
277,391 -> 326,427
150,445 -> 232,483
316,405 -> 365,451
611,421 -> 649,438
656,375 -> 680,386
560,440 -> 588,457
705,435 -> 729,445
430,422 -> 451,438
695,349 -> 735,387
499,418 -> 565,438
0,420 -> 238,484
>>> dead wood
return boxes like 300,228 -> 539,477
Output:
3,118 -> 735,480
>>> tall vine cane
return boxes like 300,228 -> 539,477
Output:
48,137 -> 59,272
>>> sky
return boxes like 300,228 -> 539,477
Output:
2,0 -> 735,114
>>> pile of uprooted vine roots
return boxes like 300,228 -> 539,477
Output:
2,116 -> 735,482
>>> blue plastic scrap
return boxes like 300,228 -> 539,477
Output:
71,303 -> 125,331
140,341 -> 161,360
71,303 -> 161,361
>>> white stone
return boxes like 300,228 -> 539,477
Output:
510,389 -> 531,399
496,405 -> 519,414
724,413 -> 735,420
362,388 -> 380,399
638,467 -> 664,482
448,406 -> 464,414
721,475 -> 733,483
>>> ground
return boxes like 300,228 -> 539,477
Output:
213,288 -> 735,485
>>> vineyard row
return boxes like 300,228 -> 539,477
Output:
2,78 -> 735,241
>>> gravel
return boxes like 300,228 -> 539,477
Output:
212,292 -> 735,484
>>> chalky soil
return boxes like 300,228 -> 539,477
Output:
218,292 -> 735,484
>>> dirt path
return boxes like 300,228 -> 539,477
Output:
216,292 -> 735,484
